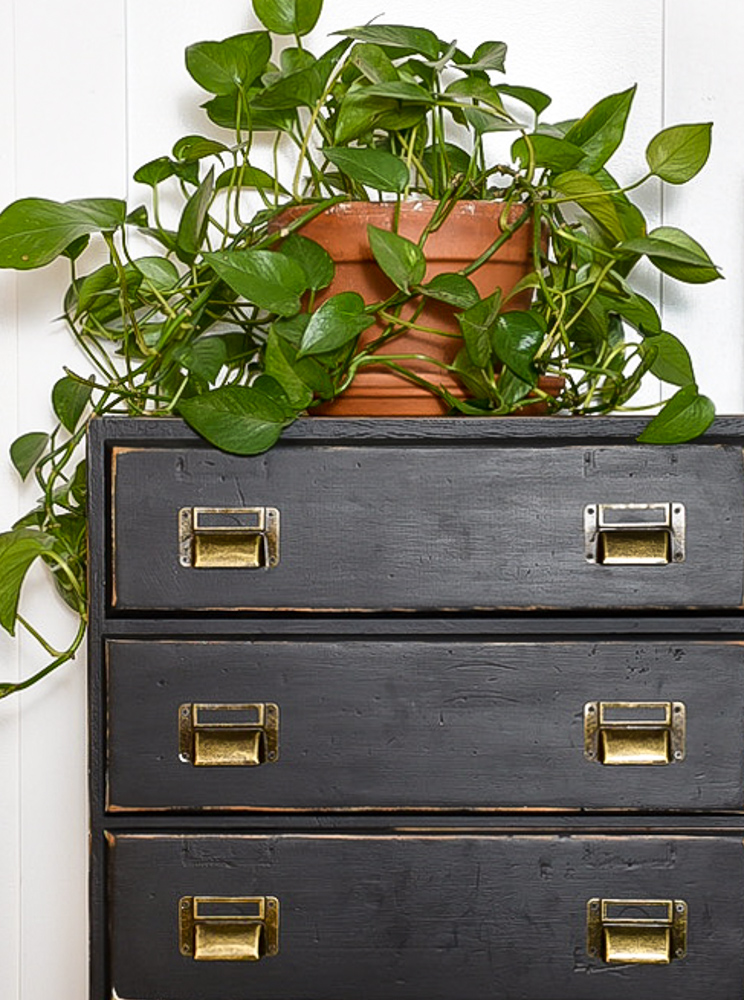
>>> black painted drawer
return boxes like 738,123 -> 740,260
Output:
109,438 -> 744,613
106,639 -> 744,812
108,832 -> 744,1000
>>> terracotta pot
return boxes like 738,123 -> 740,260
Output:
276,200 -> 541,417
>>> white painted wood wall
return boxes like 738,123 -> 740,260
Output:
0,2 -> 742,996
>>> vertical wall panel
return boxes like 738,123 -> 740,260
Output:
663,2 -> 744,412
3,1 -> 127,999
0,0 -> 20,994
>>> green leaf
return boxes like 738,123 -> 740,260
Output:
564,85 -> 636,173
620,227 -> 721,283
215,164 -> 289,195
419,273 -> 480,309
252,0 -> 322,36
298,292 -> 375,356
280,47 -> 316,74
280,234 -> 334,291
492,310 -> 546,385
75,263 -> 117,315
323,146 -> 409,193
457,291 -> 502,366
361,81 -> 437,104
455,41 -> 507,72
176,167 -> 215,263
134,157 -> 178,186
497,85 -> 551,116
0,528 -> 56,634
637,385 -> 715,444
52,376 -> 92,432
0,198 -> 126,270
511,134 -> 585,172
172,135 -> 228,162
185,31 -> 271,95
334,25 -> 441,61
205,92 -> 296,132
333,91 -> 397,144
179,384 -> 294,455
126,206 -> 149,227
10,432 -> 49,481
62,234 -> 90,261
640,331 -> 695,386
597,285 -> 661,335
264,330 -> 314,408
646,123 -> 712,184
367,225 -> 426,291
252,61 -> 328,110
552,170 -> 625,242
350,43 -> 399,84
421,142 -> 472,180
204,249 -> 308,316
496,368 -> 532,408
446,77 -> 507,115
173,337 -> 228,382
131,257 -> 180,292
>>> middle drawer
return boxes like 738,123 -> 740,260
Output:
106,638 -> 744,812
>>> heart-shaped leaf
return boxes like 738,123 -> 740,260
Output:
368,225 -> 426,291
252,0 -> 322,36
52,376 -> 92,432
280,234 -> 335,291
0,198 -> 126,270
323,147 -> 409,193
10,432 -> 49,481
457,291 -> 502,367
564,85 -> 636,173
640,331 -> 695,386
298,292 -> 375,356
646,123 -> 712,184
492,310 -> 546,384
178,384 -> 294,454
552,170 -> 625,242
204,249 -> 308,315
620,227 -> 721,283
637,385 -> 715,443
334,24 -> 441,61
0,528 -> 56,633
185,31 -> 271,95
420,273 -> 480,309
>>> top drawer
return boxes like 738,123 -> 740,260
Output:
107,419 -> 744,613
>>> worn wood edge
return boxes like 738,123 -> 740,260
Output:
88,414 -> 744,446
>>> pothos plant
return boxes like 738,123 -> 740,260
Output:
0,0 -> 720,697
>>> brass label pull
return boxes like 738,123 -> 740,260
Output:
179,703 -> 279,766
179,507 -> 280,569
584,701 -> 685,765
584,503 -> 685,565
587,898 -> 687,964
179,896 -> 279,961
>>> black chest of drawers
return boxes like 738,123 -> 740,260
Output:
88,415 -> 744,999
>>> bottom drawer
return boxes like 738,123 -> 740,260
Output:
108,833 -> 744,1000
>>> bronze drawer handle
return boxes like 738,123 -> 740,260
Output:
179,702 -> 279,766
178,506 -> 280,569
584,701 -> 686,765
587,898 -> 687,964
584,503 -> 685,565
179,896 -> 279,961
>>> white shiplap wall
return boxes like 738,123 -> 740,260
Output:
0,2 -> 742,997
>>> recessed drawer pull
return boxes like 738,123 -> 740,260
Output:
179,506 -> 280,569
584,503 -> 685,565
179,703 -> 279,766
587,898 -> 687,964
584,701 -> 686,765
179,895 -> 279,961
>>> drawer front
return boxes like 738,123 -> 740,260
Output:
110,442 -> 744,612
108,833 -> 744,1000
106,639 -> 744,811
